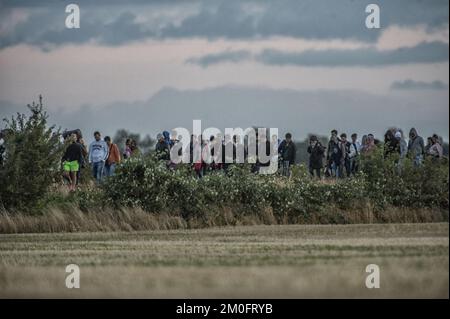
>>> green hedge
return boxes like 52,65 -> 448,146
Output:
100,149 -> 448,221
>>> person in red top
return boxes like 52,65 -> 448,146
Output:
104,136 -> 121,177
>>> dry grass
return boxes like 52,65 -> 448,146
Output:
0,205 -> 448,234
0,223 -> 448,298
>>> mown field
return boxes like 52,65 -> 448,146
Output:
0,223 -> 448,298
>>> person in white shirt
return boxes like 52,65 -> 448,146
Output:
348,133 -> 361,176
88,131 -> 109,183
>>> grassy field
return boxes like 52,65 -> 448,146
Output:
0,223 -> 448,298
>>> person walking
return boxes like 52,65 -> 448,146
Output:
155,133 -> 170,162
89,131 -> 109,183
123,138 -> 132,159
307,135 -> 325,178
278,133 -> 296,177
348,133 -> 360,175
428,134 -> 443,159
328,133 -> 342,177
339,133 -> 351,177
104,136 -> 121,177
62,133 -> 84,191
407,128 -> 425,166
384,129 -> 399,159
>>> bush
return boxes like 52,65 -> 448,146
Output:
0,97 -> 64,211
100,154 -> 449,223
359,146 -> 449,210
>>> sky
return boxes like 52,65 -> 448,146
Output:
0,0 -> 448,141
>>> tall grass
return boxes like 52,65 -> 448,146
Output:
0,204 -> 447,234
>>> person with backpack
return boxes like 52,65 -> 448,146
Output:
62,133 -> 84,191
278,133 -> 296,177
327,132 -> 342,178
326,130 -> 341,177
75,136 -> 88,185
384,129 -> 400,159
155,133 -> 170,162
89,131 -> 109,183
104,136 -> 121,177
163,131 -> 173,148
307,135 -> 325,178
339,133 -> 351,177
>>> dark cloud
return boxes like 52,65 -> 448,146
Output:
257,42 -> 449,67
150,0 -> 449,42
186,42 -> 449,67
391,79 -> 449,90
186,50 -> 252,68
0,0 -> 448,49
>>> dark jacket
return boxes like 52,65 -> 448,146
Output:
307,143 -> 325,169
407,128 -> 425,158
155,141 -> 170,161
278,140 -> 296,164
384,131 -> 400,158
326,137 -> 341,160
328,140 -> 342,164
62,142 -> 83,163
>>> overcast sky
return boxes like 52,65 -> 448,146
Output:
0,0 -> 448,141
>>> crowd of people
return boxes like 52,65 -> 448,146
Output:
58,126 -> 446,191
311,127 -> 444,179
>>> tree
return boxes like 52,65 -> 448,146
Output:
0,96 -> 64,211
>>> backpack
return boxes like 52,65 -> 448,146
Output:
331,141 -> 341,160
343,141 -> 351,158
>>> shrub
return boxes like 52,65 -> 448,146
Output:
0,97 -> 64,212
359,146 -> 449,210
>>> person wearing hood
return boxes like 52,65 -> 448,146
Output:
394,130 -> 407,174
407,128 -> 425,166
395,130 -> 407,159
163,131 -> 173,148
